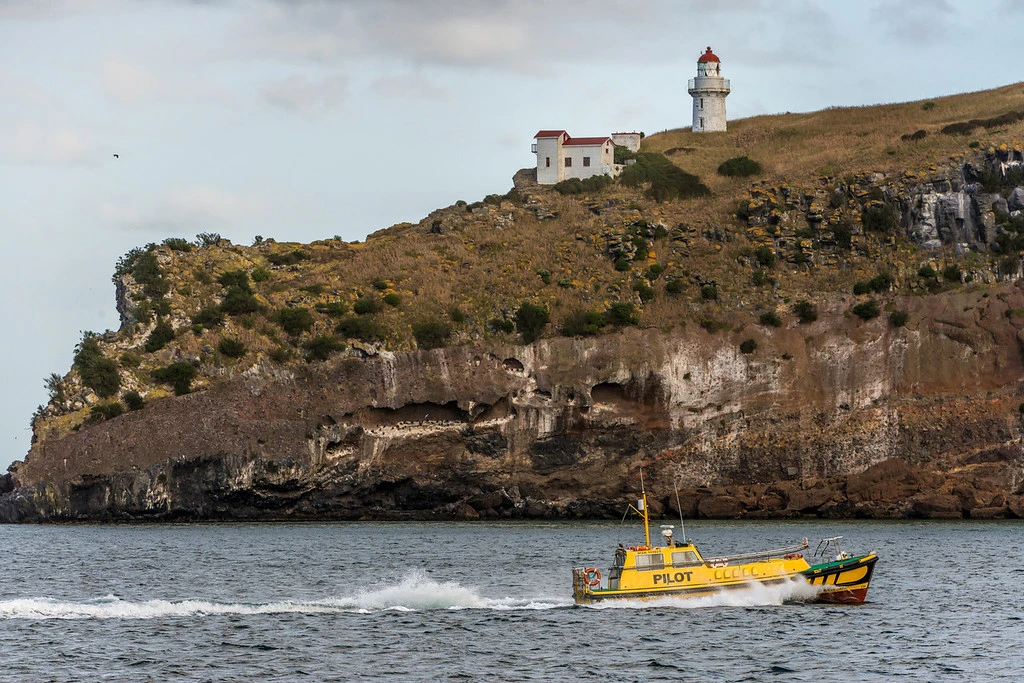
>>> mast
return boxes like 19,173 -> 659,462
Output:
640,468 -> 650,547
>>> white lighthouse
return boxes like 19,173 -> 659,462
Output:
688,46 -> 730,133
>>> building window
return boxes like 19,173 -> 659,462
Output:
700,98 -> 704,109
545,157 -> 550,168
583,156 -> 590,167
699,117 -> 705,129
565,157 -> 572,168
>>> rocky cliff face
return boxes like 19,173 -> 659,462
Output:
5,285 -> 1024,522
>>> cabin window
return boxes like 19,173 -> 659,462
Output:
671,550 -> 702,567
635,553 -> 665,571
565,157 -> 572,168
583,156 -> 591,167
545,157 -> 550,168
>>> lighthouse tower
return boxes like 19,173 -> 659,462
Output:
688,46 -> 730,133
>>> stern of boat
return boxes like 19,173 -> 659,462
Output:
571,567 -> 593,604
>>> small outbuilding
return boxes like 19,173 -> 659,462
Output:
532,130 -> 617,185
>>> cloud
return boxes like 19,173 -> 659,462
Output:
369,72 -> 447,100
0,123 -> 95,165
868,0 -> 958,45
100,58 -> 159,105
100,185 -> 267,232
262,71 -> 349,112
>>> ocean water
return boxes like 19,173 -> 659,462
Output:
1,519 -> 1022,681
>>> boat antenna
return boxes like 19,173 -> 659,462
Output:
626,467 -> 651,547
673,480 -> 686,544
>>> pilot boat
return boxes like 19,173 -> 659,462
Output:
571,484 -> 878,605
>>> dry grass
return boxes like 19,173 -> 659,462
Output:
84,82 -> 1024,385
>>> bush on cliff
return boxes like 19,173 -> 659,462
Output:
123,390 -> 145,411
86,401 -> 124,425
353,297 -> 383,315
560,309 -> 604,337
336,315 -> 384,342
412,320 -> 452,350
717,156 -> 762,177
192,306 -> 225,329
861,204 -> 899,234
514,303 -> 550,343
276,307 -> 314,336
303,335 -> 346,361
603,302 -> 638,327
852,300 -> 881,320
218,337 -> 247,358
145,318 -> 175,353
553,175 -> 613,195
152,362 -> 198,395
794,300 -> 818,323
73,335 -> 121,399
220,286 -> 260,316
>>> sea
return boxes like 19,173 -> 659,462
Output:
1,519 -> 1022,682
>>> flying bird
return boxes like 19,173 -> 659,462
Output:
113,154 -> 119,158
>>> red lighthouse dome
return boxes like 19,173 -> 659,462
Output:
697,46 -> 720,63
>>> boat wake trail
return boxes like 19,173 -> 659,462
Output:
588,577 -> 821,610
0,572 -> 570,620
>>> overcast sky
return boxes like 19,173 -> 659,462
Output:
1,0 -> 1022,471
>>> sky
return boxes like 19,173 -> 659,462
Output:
1,0 -> 1022,471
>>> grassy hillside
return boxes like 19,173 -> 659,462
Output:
33,82 -> 1024,439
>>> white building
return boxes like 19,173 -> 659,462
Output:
611,132 -> 641,153
533,130 -> 617,184
687,46 -> 730,133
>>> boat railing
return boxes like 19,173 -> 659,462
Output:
704,539 -> 809,565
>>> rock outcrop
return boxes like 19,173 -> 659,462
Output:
5,286 -> 1024,522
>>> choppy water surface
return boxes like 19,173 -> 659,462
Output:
1,520 -> 1022,681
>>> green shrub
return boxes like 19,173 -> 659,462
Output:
251,267 -> 270,282
861,205 -> 899,233
853,281 -> 871,295
220,286 -> 259,316
922,101 -> 936,111
754,246 -> 776,268
557,277 -> 573,288
717,156 -> 762,177
701,284 -> 718,300
336,315 -> 384,342
276,307 -> 314,336
868,272 -> 894,293
87,401 -> 124,424
145,318 -> 175,353
889,310 -> 910,327
666,278 -> 686,294
151,362 -> 197,395
266,249 -> 311,266
73,335 -> 120,398
383,293 -> 402,307
739,339 -> 758,354
123,390 -> 145,411
614,258 -> 632,272
560,309 -> 604,337
645,263 -> 665,280
412,320 -> 452,350
918,265 -> 938,278
619,152 -> 711,202
316,301 -> 349,318
372,278 -> 389,291
353,297 -> 383,315
450,308 -> 466,324
553,174 -> 614,195
218,270 -> 251,291
833,221 -> 853,250
514,303 -> 550,343
614,145 -> 636,164
488,318 -> 515,334
196,232 -> 222,247
752,270 -> 773,287
162,237 -> 192,252
119,352 -> 141,368
218,337 -> 247,358
604,302 -> 638,327
633,281 -> 655,303
193,268 -> 213,285
192,306 -> 225,329
759,311 -> 782,327
303,335 -> 346,361
537,269 -> 551,284
299,284 -> 324,296
852,300 -> 881,320
700,318 -> 728,333
794,301 -> 818,323
942,264 -> 961,282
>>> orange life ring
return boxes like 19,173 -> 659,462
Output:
584,567 -> 601,587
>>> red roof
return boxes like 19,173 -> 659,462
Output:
564,136 -> 612,146
534,130 -> 567,139
697,46 -> 720,63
